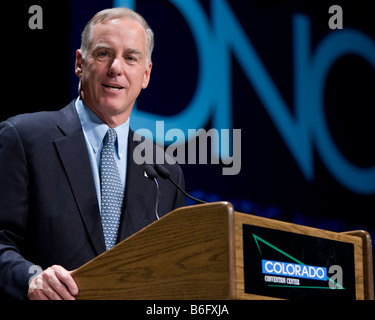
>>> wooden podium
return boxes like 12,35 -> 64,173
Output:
72,202 -> 373,300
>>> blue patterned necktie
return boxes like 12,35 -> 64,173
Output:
100,128 -> 124,250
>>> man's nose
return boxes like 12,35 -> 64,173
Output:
107,58 -> 123,77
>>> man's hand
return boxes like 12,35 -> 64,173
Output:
28,265 -> 79,300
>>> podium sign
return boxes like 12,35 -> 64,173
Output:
242,225 -> 356,300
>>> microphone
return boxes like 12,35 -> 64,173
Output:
153,164 -> 206,205
143,164 -> 161,220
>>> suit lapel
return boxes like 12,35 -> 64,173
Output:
54,104 -> 156,249
54,102 -> 106,255
117,130 -> 156,241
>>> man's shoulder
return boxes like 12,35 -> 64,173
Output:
2,101 -> 76,136
7,110 -> 59,126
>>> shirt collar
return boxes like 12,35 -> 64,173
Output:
75,97 -> 129,160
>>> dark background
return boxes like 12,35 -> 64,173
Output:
2,0 -> 374,282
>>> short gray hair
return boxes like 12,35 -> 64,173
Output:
80,7 -> 154,65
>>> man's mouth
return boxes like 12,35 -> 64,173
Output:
102,83 -> 125,91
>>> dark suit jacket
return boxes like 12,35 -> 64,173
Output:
0,100 -> 186,299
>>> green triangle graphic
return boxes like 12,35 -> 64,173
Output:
252,233 -> 344,290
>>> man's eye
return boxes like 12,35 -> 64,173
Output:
97,51 -> 110,60
125,56 -> 137,63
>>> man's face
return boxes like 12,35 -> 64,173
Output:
75,18 -> 152,126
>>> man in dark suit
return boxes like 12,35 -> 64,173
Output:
0,8 -> 185,300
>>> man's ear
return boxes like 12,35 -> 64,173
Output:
75,49 -> 84,78
142,61 -> 152,89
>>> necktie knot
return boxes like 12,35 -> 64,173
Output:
103,128 -> 117,147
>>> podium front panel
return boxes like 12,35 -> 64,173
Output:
233,211 -> 365,300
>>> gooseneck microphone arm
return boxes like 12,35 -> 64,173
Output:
144,165 -> 161,220
154,164 -> 206,205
